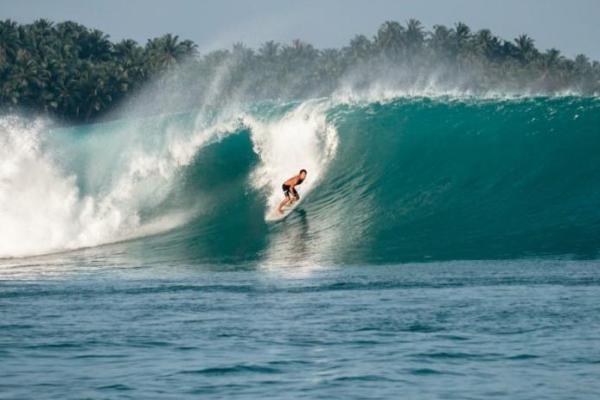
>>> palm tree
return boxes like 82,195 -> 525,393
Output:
375,21 -> 406,60
113,39 -> 141,61
0,20 -> 20,64
259,41 -> 280,61
405,19 -> 425,54
316,48 -> 343,86
345,34 -> 373,63
113,39 -> 147,84
454,22 -> 472,54
429,24 -> 453,59
574,54 -> 591,74
232,42 -> 254,63
543,48 -> 564,69
514,34 -> 536,63
473,29 -> 502,60
145,34 -> 197,70
79,29 -> 112,61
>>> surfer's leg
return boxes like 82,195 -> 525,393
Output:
278,185 -> 292,213
278,197 -> 290,213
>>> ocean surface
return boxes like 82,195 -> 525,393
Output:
1,95 -> 599,399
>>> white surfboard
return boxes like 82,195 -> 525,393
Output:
266,199 -> 301,222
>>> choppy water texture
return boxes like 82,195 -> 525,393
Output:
1,95 -> 600,398
1,258 -> 600,399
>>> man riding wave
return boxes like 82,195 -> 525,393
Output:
278,169 -> 307,214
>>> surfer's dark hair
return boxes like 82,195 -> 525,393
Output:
300,169 -> 307,174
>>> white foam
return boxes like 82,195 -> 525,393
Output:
0,114 -> 239,258
244,100 -> 338,220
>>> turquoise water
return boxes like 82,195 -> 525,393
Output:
1,96 -> 600,398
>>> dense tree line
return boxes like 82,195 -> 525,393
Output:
1,19 -> 598,122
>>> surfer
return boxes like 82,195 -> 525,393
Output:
278,169 -> 307,214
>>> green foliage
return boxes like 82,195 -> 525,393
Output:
0,19 -> 197,121
0,18 -> 598,122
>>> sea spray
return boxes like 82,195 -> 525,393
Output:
244,100 -> 338,220
0,112 -> 240,258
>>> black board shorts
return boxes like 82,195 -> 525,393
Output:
282,184 -> 298,198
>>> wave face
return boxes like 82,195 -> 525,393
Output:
1,96 -> 600,263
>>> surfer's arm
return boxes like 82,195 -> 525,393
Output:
290,185 -> 300,199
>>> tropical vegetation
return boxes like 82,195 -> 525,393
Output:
1,19 -> 598,122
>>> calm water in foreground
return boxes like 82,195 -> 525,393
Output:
1,257 -> 599,399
